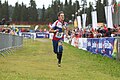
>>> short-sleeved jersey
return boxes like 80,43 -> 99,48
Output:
51,20 -> 67,41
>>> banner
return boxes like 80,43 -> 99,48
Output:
87,38 -> 115,58
98,38 -> 106,55
66,36 -> 117,59
87,38 -> 92,52
22,32 -> 32,38
77,16 -> 82,29
78,38 -> 87,50
74,19 -> 78,28
36,32 -> 49,38
34,25 -> 39,30
82,14 -> 87,29
71,37 -> 79,48
104,38 -> 115,57
91,11 -> 98,30
91,38 -> 99,54
105,6 -> 113,28
22,32 -> 49,39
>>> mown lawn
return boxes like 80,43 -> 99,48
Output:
0,38 -> 120,80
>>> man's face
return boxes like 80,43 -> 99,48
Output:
58,13 -> 64,21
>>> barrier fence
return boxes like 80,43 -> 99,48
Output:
117,38 -> 120,60
0,33 -> 23,56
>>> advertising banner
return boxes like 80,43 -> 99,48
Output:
104,38 -> 115,58
78,38 -> 87,50
36,32 -> 49,38
98,38 -> 106,55
91,38 -> 99,54
22,32 -> 32,38
67,36 -> 119,59
71,37 -> 79,48
87,38 -> 92,52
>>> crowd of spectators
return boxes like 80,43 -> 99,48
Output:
0,18 -> 119,39
0,18 -> 19,35
0,18 -> 50,36
66,24 -> 120,41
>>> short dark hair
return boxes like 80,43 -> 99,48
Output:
57,11 -> 64,17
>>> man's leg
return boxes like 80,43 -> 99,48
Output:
57,41 -> 63,67
52,40 -> 58,54
57,53 -> 62,64
52,40 -> 63,67
52,40 -> 61,66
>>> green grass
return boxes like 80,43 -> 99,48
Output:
0,38 -> 120,80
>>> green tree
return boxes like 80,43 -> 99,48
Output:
65,0 -> 68,6
2,0 -> 9,21
72,2 -> 76,14
63,0 -> 75,22
12,2 -> 19,21
103,0 -> 108,6
75,0 -> 80,12
69,0 -> 72,5
28,0 -> 38,22
45,6 -> 54,22
41,5 -> 45,22
0,0 -> 2,20
96,0 -> 106,23
86,2 -> 93,25
20,2 -> 28,21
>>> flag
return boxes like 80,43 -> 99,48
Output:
112,0 -> 118,14
82,14 -> 87,29
74,19 -> 78,28
91,11 -> 97,30
77,16 -> 82,29
118,3 -> 120,7
34,25 -> 39,30
48,23 -> 52,28
105,6 -> 113,28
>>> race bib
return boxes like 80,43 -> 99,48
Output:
55,32 -> 63,38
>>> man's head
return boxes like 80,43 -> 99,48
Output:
57,11 -> 64,21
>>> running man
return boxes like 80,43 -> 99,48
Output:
49,11 -> 67,67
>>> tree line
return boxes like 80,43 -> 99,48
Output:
0,0 -> 38,24
0,0 -> 119,25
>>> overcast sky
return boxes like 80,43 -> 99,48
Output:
1,0 -> 119,9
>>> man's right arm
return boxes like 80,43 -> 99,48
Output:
49,20 -> 59,33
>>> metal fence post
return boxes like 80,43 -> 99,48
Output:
117,38 -> 120,61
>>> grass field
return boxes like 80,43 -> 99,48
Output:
0,38 -> 120,80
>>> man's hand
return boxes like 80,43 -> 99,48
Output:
62,26 -> 66,32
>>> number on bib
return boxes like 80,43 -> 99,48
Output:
55,32 -> 63,38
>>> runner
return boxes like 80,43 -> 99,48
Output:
49,11 -> 67,67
